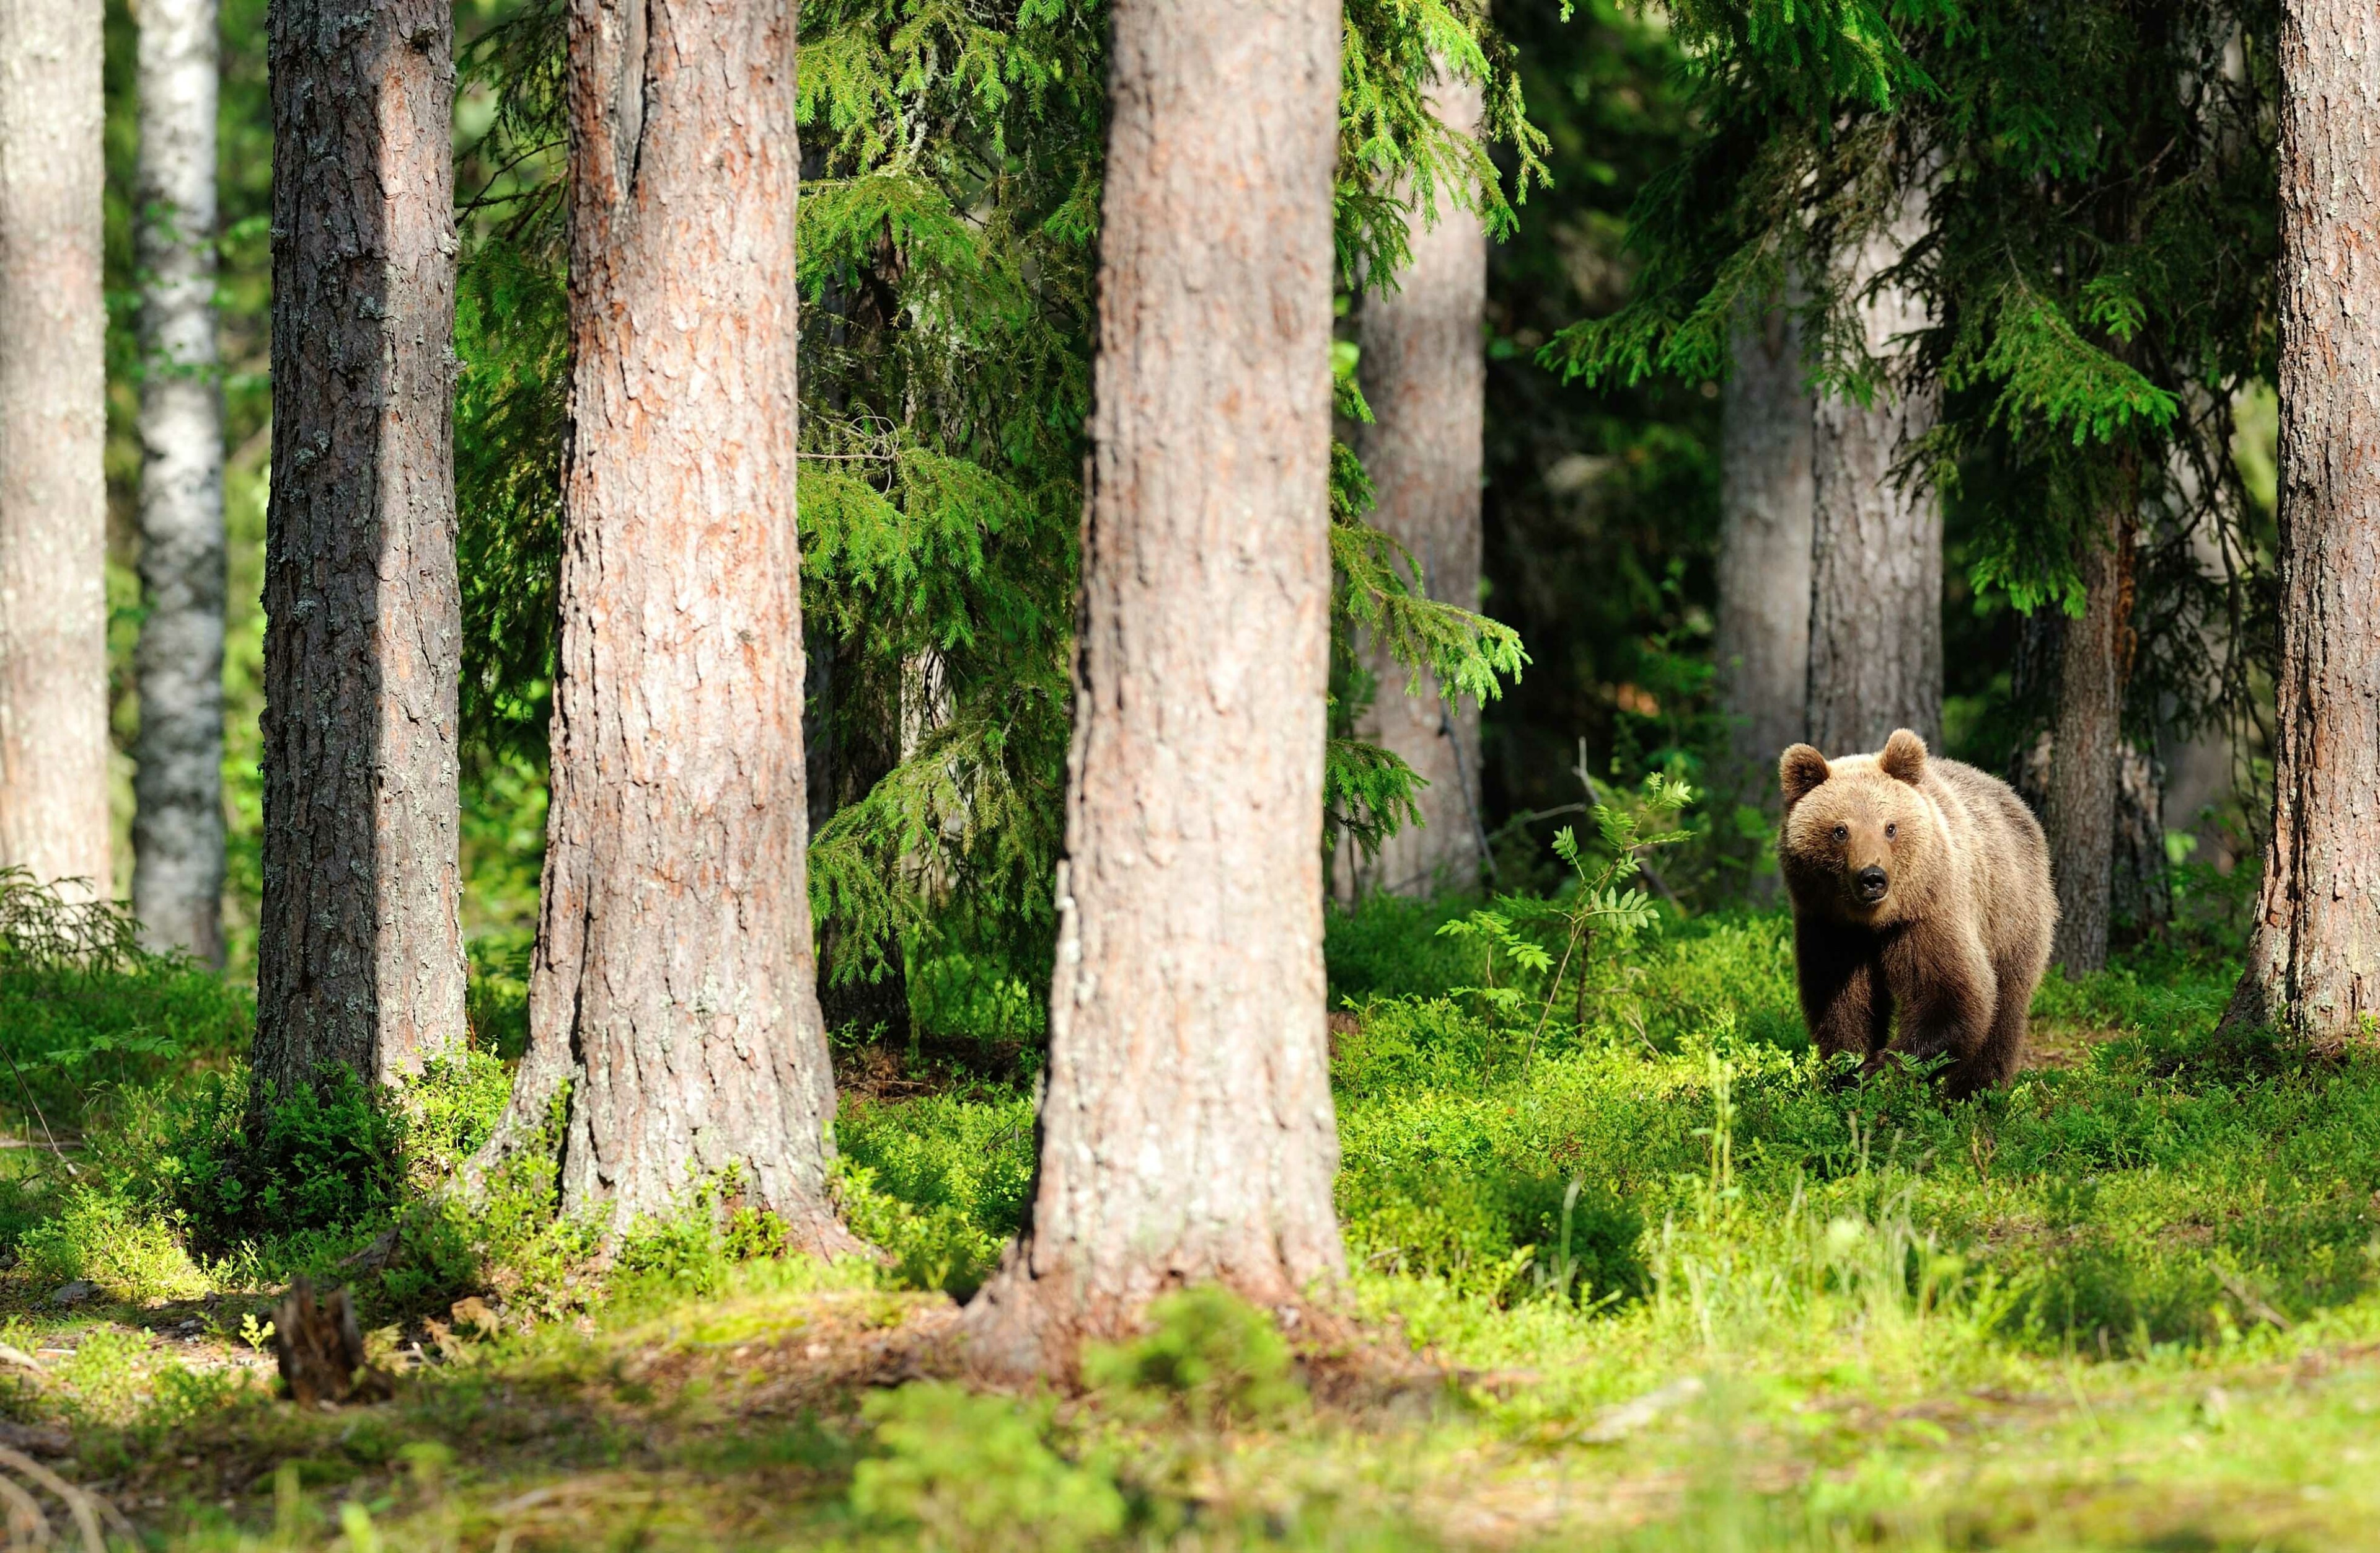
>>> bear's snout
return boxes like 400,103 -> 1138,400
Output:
1854,865 -> 1889,903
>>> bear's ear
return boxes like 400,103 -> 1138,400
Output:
1879,728 -> 1928,786
1779,744 -> 1830,808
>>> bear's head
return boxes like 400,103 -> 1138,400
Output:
1775,728 -> 1941,924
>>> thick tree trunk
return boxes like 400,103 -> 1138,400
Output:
1715,304 -> 1814,795
133,0 -> 227,964
2224,0 -> 2380,1050
486,0 -> 845,1242
965,0 -> 1345,1373
254,0 -> 466,1097
2047,503 -> 2137,974
1806,185 -> 1942,754
0,0 -> 110,898
1343,68 -> 1486,898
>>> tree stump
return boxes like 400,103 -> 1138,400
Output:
273,1278 -> 390,1407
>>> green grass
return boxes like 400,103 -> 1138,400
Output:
2,894 -> 2379,1549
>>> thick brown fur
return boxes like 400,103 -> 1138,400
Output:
1778,730 -> 2056,1099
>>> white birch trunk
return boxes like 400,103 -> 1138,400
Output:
134,0 -> 229,963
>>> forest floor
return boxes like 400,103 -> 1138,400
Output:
3,898 -> 2378,1551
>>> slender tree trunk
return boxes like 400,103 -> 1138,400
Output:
254,0 -> 466,1097
1344,68 -> 1486,898
2006,608 -> 2061,815
1806,185 -> 1942,754
2110,741 -> 2169,937
815,634 -> 910,1045
133,0 -> 227,964
966,0 -> 1345,1373
2224,0 -> 2380,1050
2156,488 -> 2239,870
485,0 -> 845,1242
1715,303 -> 1814,796
0,0 -> 110,898
2048,500 -> 2137,974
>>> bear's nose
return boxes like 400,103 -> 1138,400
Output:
1855,865 -> 1889,900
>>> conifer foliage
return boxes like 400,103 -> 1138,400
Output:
452,0 -> 1537,1043
1545,0 -> 2278,950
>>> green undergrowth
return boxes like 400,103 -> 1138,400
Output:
841,900 -> 2380,1379
6,880 -> 2380,1547
11,886 -> 2369,1376
34,1236 -> 2380,1552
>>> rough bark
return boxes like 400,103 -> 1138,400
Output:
2224,0 -> 2380,1050
966,0 -> 1345,1373
1342,68 -> 1486,898
2011,680 -> 2171,956
2047,502 -> 2138,973
133,0 -> 227,963
1806,185 -> 1943,754
1715,304 -> 1814,796
0,0 -> 110,898
254,0 -> 466,1097
483,0 -> 844,1242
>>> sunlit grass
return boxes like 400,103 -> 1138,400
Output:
4,894 -> 2380,1547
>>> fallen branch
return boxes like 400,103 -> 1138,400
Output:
0,1443 -> 132,1552
0,1469 -> 49,1548
2213,1267 -> 2292,1330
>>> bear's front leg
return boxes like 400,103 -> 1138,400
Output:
1795,917 -> 1892,1079
1881,923 -> 1997,1089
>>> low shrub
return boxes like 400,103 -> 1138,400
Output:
835,1091 -> 1034,1294
105,1067 -> 407,1248
15,1184 -> 206,1303
610,1167 -> 797,1307
1325,892 -> 1478,1005
0,870 -> 250,1132
850,1384 -> 1126,1553
1083,1285 -> 1304,1426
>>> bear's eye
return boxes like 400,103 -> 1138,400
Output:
1830,824 -> 1848,844
1885,823 -> 1897,839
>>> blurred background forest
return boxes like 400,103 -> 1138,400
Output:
88,0 -> 2277,1016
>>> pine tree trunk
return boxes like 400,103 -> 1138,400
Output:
2224,0 -> 2380,1050
0,0 -> 110,898
254,0 -> 466,1096
133,0 -> 227,965
1715,304 -> 1814,796
1345,68 -> 1486,898
965,0 -> 1345,1372
1806,186 -> 1942,755
2048,502 -> 2136,974
490,0 -> 845,1242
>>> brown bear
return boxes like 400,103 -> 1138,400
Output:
1777,728 -> 2056,1098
